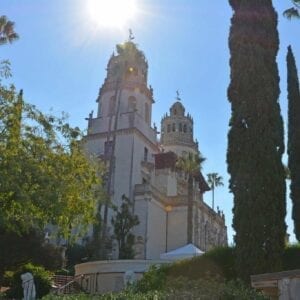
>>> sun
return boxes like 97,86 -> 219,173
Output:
87,0 -> 137,29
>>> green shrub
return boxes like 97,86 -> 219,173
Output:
221,280 -> 267,300
42,279 -> 266,299
133,264 -> 170,293
43,291 -> 165,300
55,269 -> 71,276
201,246 -> 236,280
133,247 -> 236,294
66,244 -> 88,267
4,263 -> 53,299
0,228 -> 61,285
283,244 -> 300,270
165,277 -> 266,300
165,246 -> 236,281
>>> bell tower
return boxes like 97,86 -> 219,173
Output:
160,93 -> 198,156
95,40 -> 153,126
85,38 -> 158,211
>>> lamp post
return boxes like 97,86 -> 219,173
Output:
165,205 -> 172,252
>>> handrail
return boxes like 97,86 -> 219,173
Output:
53,273 -> 101,295
54,274 -> 85,295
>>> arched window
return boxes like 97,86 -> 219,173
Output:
167,124 -> 171,132
172,123 -> 176,132
144,147 -> 148,162
109,96 -> 116,115
179,123 -> 183,132
145,102 -> 150,124
128,96 -> 137,112
183,124 -> 187,133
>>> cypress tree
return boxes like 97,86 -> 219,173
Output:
227,0 -> 286,281
287,45 -> 300,241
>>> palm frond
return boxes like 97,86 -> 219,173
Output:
0,15 -> 19,46
293,0 -> 300,7
284,7 -> 300,19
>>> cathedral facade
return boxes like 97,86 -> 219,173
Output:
84,40 -> 227,260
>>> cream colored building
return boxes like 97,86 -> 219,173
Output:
84,40 -> 227,260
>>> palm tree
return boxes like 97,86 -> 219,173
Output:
176,152 -> 205,244
207,173 -> 223,210
284,164 -> 291,180
0,16 -> 19,46
284,0 -> 300,19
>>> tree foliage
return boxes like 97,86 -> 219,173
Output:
176,152 -> 205,243
284,0 -> 300,19
4,263 -> 52,299
0,64 -> 104,240
0,228 -> 62,286
227,0 -> 286,281
287,46 -> 300,241
111,194 -> 139,259
207,173 -> 224,210
0,15 -> 19,46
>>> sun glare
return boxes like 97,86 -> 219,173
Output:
87,0 -> 137,29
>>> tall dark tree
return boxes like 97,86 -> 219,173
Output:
111,194 -> 139,259
227,0 -> 286,281
287,46 -> 300,241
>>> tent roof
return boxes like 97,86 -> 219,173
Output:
160,243 -> 204,260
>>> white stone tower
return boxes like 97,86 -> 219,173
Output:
160,94 -> 198,156
85,40 -> 158,243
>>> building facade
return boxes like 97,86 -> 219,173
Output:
84,40 -> 227,260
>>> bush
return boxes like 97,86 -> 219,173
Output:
55,269 -> 71,276
66,244 -> 88,267
43,291 -> 165,300
165,246 -> 236,281
4,263 -> 53,299
42,279 -> 266,299
201,246 -> 236,280
133,264 -> 170,293
221,280 -> 267,300
165,277 -> 266,299
132,247 -> 236,294
0,228 -> 62,285
283,244 -> 300,270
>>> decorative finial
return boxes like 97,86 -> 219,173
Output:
149,84 -> 153,96
128,29 -> 135,41
176,90 -> 181,101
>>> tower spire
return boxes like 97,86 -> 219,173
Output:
128,29 -> 135,41
176,90 -> 181,101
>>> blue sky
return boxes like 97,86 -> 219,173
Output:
1,0 -> 300,244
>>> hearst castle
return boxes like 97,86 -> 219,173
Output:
84,39 -> 227,260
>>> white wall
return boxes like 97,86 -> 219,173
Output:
146,199 -> 166,259
167,206 -> 187,251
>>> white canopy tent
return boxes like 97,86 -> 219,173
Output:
160,244 -> 204,261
